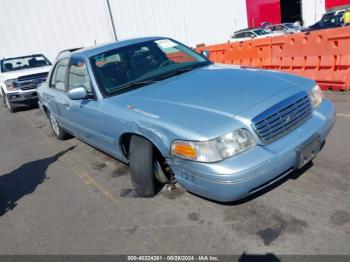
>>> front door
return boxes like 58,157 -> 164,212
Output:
64,58 -> 113,153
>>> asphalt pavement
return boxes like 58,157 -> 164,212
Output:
0,92 -> 349,255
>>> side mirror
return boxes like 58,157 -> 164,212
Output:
67,86 -> 87,100
200,50 -> 210,58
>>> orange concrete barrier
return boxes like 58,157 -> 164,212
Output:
196,27 -> 350,91
167,51 -> 196,63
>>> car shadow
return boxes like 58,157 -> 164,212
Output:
188,161 -> 314,206
0,146 -> 75,216
239,252 -> 281,262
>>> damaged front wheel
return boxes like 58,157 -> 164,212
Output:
129,135 -> 157,197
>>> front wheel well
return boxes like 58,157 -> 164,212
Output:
120,133 -> 165,161
120,133 -> 174,184
42,104 -> 49,117
120,133 -> 133,159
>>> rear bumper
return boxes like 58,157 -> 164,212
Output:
167,99 -> 336,202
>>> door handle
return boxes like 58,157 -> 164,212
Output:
63,101 -> 71,109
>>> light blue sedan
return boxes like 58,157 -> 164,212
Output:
37,37 -> 336,202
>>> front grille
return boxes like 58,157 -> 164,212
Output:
17,82 -> 37,90
14,74 -> 47,91
252,92 -> 312,144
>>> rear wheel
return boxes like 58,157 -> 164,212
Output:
129,135 -> 156,197
48,111 -> 70,140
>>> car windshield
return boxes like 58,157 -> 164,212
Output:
320,12 -> 344,25
90,38 -> 210,95
1,54 -> 51,73
253,28 -> 272,35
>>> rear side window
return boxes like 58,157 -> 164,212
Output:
68,62 -> 92,93
50,58 -> 69,91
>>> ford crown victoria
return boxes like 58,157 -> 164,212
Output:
37,37 -> 335,202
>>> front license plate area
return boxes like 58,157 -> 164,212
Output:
297,136 -> 321,169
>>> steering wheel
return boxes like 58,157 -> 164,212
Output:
158,60 -> 175,68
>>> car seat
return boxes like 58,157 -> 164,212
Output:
4,63 -> 13,71
129,51 -> 159,80
98,62 -> 129,91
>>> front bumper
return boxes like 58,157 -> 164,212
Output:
167,99 -> 336,202
6,91 -> 38,107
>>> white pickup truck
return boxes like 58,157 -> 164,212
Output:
0,54 -> 51,112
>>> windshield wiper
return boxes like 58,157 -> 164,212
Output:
158,66 -> 198,80
112,80 -> 159,93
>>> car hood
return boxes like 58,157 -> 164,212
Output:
0,66 -> 51,80
112,64 -> 312,138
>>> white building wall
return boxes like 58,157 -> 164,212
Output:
109,0 -> 248,47
302,0 -> 326,26
0,0 -> 115,61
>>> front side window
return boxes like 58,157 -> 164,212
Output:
50,58 -> 69,92
0,54 -> 51,73
68,62 -> 92,93
90,38 -> 210,95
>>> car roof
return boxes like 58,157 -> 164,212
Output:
266,23 -> 289,26
234,27 -> 263,34
54,47 -> 84,61
73,36 -> 165,58
60,47 -> 84,54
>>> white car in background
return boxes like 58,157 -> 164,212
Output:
0,54 -> 51,112
229,27 -> 283,42
265,23 -> 304,34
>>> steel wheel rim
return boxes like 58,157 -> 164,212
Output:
50,113 -> 60,136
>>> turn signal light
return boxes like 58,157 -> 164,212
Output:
171,143 -> 197,159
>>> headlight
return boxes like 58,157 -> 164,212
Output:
4,79 -> 17,91
171,128 -> 256,163
309,85 -> 323,108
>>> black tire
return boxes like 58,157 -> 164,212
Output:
4,93 -> 16,113
48,111 -> 70,140
129,135 -> 156,197
1,89 -> 5,105
1,89 -> 16,113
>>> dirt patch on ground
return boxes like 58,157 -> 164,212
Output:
330,210 -> 350,226
224,201 -> 308,246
